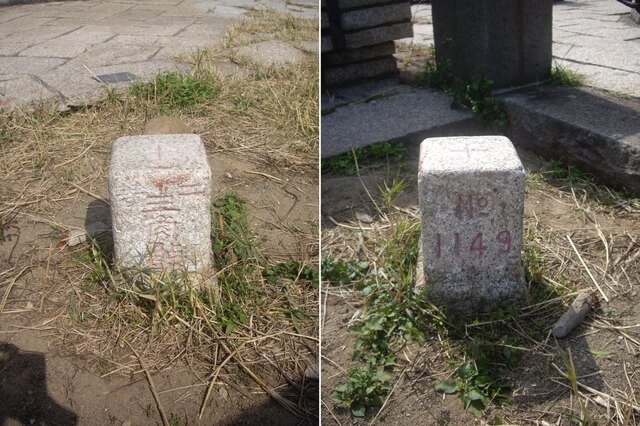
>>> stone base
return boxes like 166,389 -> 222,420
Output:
415,239 -> 527,317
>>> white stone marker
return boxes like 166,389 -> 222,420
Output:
417,136 -> 526,314
109,134 -> 212,273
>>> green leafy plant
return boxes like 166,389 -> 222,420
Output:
416,47 -> 507,126
321,257 -> 369,286
263,260 -> 318,287
550,64 -> 585,87
436,359 -> 508,417
332,366 -> 391,417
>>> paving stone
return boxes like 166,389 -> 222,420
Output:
204,5 -> 247,18
210,61 -> 249,78
321,88 -> 472,158
2,25 -> 79,45
56,3 -> 134,20
0,75 -> 60,111
20,40 -> 95,58
417,136 -> 527,315
174,22 -> 229,42
295,40 -> 319,54
0,56 -> 66,75
0,42 -> 29,56
109,134 -> 212,274
234,40 -> 307,66
69,43 -> 161,68
0,16 -> 57,33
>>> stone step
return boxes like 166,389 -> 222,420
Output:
501,86 -> 640,194
323,80 -> 640,196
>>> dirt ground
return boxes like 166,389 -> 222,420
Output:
320,141 -> 640,425
0,11 -> 319,424
1,151 -> 317,425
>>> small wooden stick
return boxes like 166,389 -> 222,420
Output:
125,341 -> 169,426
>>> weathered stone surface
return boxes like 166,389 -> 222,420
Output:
323,56 -> 396,86
341,3 -> 411,31
234,40 -> 306,66
344,22 -> 413,49
431,0 -> 552,88
417,136 -> 526,315
321,11 -> 330,29
321,35 -> 333,53
501,86 -> 640,194
108,134 -> 212,273
338,0 -> 391,9
321,87 -> 472,158
323,42 -> 394,67
0,75 -> 60,110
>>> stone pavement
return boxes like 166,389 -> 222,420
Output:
410,0 -> 640,97
0,0 -> 317,110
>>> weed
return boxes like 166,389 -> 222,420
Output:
416,47 -> 507,126
332,365 -> 391,417
331,219 -> 437,416
131,72 -> 218,111
169,413 -> 182,426
436,359 -> 509,417
377,176 -> 408,212
263,260 -> 318,287
550,64 -> 585,87
211,192 -> 261,266
322,141 -> 405,175
321,257 -> 369,286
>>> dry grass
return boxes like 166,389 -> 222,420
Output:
321,157 -> 640,424
0,9 -> 318,423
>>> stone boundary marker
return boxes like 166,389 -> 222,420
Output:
109,134 -> 212,277
416,136 -> 526,315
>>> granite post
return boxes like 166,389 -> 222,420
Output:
108,134 -> 212,278
417,136 -> 527,314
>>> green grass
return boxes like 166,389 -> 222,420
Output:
550,64 -> 585,87
322,141 -> 405,175
416,48 -> 507,126
131,72 -> 219,112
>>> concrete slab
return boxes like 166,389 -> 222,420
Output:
321,86 -> 473,158
0,0 -> 318,111
501,86 -> 640,194
0,56 -> 66,75
234,40 -> 307,67
0,75 -> 60,110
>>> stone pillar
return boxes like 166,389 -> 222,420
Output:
417,136 -> 526,315
321,0 -> 413,86
431,0 -> 553,88
108,134 -> 212,276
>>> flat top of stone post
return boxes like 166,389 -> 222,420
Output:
110,134 -> 208,171
419,136 -> 523,174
